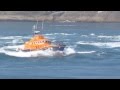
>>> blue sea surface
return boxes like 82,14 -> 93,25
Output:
0,21 -> 120,79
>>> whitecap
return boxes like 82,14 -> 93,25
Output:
77,51 -> 96,54
63,47 -> 76,55
76,41 -> 120,48
0,45 -> 76,57
90,33 -> 95,36
97,35 -> 120,41
81,35 -> 88,37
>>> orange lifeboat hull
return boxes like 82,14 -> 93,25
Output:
20,34 -> 66,51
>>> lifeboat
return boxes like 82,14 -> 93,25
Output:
19,21 -> 66,51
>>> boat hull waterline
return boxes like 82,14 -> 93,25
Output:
19,45 -> 66,52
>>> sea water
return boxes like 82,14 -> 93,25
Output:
0,21 -> 120,79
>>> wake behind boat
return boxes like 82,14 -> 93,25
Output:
17,21 -> 66,52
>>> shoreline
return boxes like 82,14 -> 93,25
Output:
0,11 -> 120,23
0,19 -> 120,23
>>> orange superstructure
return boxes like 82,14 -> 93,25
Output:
23,34 -> 52,51
19,21 -> 65,51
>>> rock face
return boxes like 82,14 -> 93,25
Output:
0,11 -> 120,22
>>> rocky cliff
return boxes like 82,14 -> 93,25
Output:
0,11 -> 120,22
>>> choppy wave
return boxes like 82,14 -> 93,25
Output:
76,41 -> 120,48
90,33 -> 95,36
4,34 -> 120,42
81,35 -> 88,37
0,35 -> 32,47
2,34 -> 120,58
0,36 -> 21,40
0,45 -> 95,58
80,34 -> 120,42
0,46 -> 67,57
77,51 -> 96,54
0,35 -> 31,40
44,33 -> 77,36
97,35 -> 120,41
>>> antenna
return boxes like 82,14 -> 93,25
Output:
36,19 -> 38,28
41,21 -> 44,30
32,19 -> 44,35
32,20 -> 40,35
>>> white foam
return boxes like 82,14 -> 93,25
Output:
3,45 -> 24,49
97,35 -> 120,41
44,34 -> 54,35
77,51 -> 96,54
4,50 -> 54,57
57,33 -> 76,36
0,35 -> 31,40
81,35 -> 88,37
98,35 -> 112,38
12,39 -> 24,44
76,41 -> 120,48
0,36 -> 15,39
63,47 -> 76,55
45,33 -> 76,36
0,44 -> 97,57
0,45 -> 75,57
0,36 -> 23,40
90,33 -> 95,36
0,47 -> 59,57
0,48 -> 5,53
